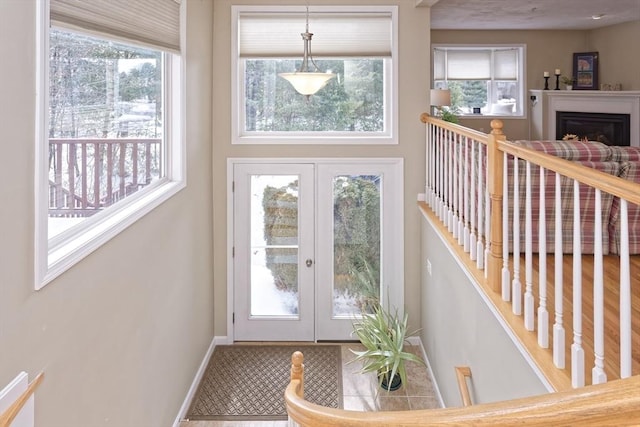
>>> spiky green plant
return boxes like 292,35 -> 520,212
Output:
349,304 -> 424,391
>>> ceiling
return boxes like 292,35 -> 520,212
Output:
427,0 -> 640,30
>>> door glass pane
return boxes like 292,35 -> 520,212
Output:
332,175 -> 381,317
250,175 -> 299,316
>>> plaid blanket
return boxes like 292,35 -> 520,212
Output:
506,158 -> 619,255
609,161 -> 640,254
513,139 -> 613,161
609,146 -> 640,162
505,140 -> 640,255
446,139 -> 640,255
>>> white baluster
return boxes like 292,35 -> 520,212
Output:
467,140 -> 476,254
537,167 -> 549,348
524,162 -> 534,331
452,136 -> 459,239
553,172 -> 565,369
452,141 -> 462,239
619,199 -> 631,378
433,126 -> 439,211
502,154 -> 511,301
427,124 -> 434,208
433,125 -> 440,209
512,156 -> 522,315
439,128 -> 445,221
571,180 -> 585,388
462,137 -> 470,247
457,137 -> 464,240
476,142 -> 484,269
447,131 -> 454,231
592,189 -> 606,385
440,129 -> 447,222
484,152 -> 490,274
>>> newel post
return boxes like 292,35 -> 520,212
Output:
291,351 -> 305,399
487,120 -> 505,293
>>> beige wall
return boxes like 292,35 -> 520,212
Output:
590,20 -> 640,90
212,1 -> 430,336
0,1 -> 214,426
420,218 -> 549,406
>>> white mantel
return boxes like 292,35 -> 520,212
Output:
529,90 -> 640,146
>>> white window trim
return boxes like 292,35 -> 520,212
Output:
432,43 -> 527,120
231,5 -> 398,145
34,0 -> 186,289
225,157 -> 404,341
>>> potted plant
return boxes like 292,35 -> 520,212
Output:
349,303 -> 424,391
440,107 -> 459,124
561,76 -> 574,90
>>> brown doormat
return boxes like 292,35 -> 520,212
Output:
186,345 -> 342,421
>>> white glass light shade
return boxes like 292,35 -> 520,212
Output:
279,71 -> 336,96
430,88 -> 451,107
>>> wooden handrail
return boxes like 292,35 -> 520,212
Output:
285,352 -> 640,426
420,113 -> 488,142
497,139 -> 640,205
454,366 -> 472,407
421,113 -> 640,206
0,372 -> 44,427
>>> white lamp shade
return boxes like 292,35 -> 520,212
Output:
430,89 -> 451,107
279,72 -> 336,96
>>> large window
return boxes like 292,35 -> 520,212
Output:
232,6 -> 398,144
433,45 -> 525,117
35,0 -> 184,288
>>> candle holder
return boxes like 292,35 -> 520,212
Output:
544,76 -> 550,90
554,73 -> 561,90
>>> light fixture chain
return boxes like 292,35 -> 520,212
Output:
305,3 -> 310,33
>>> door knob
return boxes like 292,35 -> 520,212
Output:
305,259 -> 313,267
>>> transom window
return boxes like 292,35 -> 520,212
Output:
232,6 -> 398,144
433,45 -> 526,117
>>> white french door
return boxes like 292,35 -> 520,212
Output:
231,159 -> 403,342
233,163 -> 315,341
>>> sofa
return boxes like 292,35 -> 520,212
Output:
506,139 -> 640,255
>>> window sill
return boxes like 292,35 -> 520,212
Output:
38,180 -> 186,290
233,134 -> 398,145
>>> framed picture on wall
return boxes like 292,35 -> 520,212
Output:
572,51 -> 599,90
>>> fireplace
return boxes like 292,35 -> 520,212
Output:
556,111 -> 631,146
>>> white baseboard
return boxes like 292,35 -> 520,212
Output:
172,335 -> 228,426
407,336 -> 445,408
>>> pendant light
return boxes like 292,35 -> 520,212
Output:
278,5 -> 336,97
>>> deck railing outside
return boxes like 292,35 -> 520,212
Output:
421,113 -> 640,390
48,138 -> 161,217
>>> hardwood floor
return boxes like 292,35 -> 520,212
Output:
526,253 -> 640,384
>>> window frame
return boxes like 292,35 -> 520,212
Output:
34,0 -> 186,289
432,44 -> 527,119
231,5 -> 398,145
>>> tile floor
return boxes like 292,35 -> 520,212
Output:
180,343 -> 441,427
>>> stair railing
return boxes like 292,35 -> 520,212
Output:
454,366 -> 473,407
0,372 -> 44,427
421,113 -> 640,390
285,351 -> 640,426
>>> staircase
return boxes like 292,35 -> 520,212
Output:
285,351 -> 640,426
